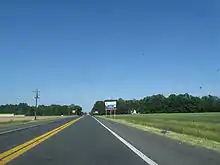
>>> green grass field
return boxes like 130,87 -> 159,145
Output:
112,113 -> 220,142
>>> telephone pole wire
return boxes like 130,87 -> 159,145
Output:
33,89 -> 40,120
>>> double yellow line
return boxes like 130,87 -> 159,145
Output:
0,117 -> 81,165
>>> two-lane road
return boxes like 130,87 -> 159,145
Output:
0,115 -> 220,165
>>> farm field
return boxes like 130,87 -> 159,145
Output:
109,113 -> 220,142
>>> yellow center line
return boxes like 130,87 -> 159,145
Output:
0,121 -> 68,159
0,117 -> 82,165
0,119 -> 73,159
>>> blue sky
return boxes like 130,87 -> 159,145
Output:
0,0 -> 219,111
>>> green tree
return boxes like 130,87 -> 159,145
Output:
0,103 -> 83,116
91,93 -> 220,114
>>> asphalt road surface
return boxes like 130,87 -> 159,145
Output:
0,116 -> 75,134
0,115 -> 219,165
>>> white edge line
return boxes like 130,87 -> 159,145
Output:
0,118 -> 64,135
0,124 -> 42,135
92,116 -> 159,165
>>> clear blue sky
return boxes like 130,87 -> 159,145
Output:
0,0 -> 219,111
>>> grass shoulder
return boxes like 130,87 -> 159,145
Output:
99,114 -> 220,153
0,120 -> 30,128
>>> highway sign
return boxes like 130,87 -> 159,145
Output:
105,101 -> 117,110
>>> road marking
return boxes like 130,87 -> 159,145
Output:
0,119 -> 63,135
0,120 -> 70,159
0,117 -> 81,165
93,117 -> 159,165
0,123 -> 47,135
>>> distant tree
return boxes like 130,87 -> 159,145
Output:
0,103 -> 83,116
91,101 -> 105,115
74,105 -> 83,115
90,93 -> 220,114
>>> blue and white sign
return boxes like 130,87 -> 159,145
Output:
105,101 -> 117,111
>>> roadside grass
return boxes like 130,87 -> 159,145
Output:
100,113 -> 220,152
0,116 -> 63,128
0,120 -> 30,127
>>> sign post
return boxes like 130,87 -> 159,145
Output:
104,101 -> 117,119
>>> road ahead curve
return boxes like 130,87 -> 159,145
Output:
0,115 -> 219,165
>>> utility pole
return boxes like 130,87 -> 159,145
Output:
33,89 -> 40,120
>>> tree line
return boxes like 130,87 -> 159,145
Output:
91,93 -> 220,115
0,103 -> 83,116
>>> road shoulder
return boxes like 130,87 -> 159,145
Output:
99,116 -> 220,153
97,117 -> 220,165
0,117 -> 73,134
